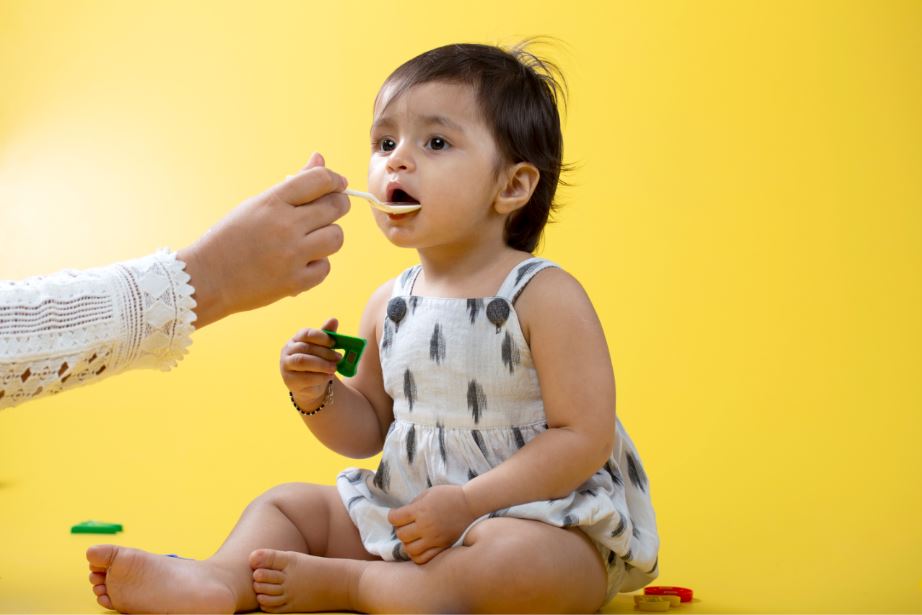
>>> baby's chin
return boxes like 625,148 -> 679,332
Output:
374,220 -> 419,249
384,237 -> 419,251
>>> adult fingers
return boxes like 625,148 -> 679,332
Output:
301,151 -> 325,171
290,258 -> 333,296
277,166 -> 347,207
293,192 -> 351,233
298,223 -> 345,263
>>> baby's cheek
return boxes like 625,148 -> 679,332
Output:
367,160 -> 385,190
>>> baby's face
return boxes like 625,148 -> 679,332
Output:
367,81 -> 508,250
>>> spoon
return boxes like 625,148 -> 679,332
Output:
343,189 -> 422,214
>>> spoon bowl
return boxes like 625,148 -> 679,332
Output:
344,189 -> 422,214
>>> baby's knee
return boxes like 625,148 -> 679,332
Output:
465,520 -> 607,612
249,482 -> 327,516
254,482 -> 302,504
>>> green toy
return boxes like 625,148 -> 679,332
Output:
323,330 -> 367,378
71,520 -> 123,534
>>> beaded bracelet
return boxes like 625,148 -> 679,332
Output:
290,380 -> 334,417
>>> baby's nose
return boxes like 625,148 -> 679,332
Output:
386,144 -> 415,173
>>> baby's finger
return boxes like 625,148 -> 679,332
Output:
283,353 -> 338,374
290,327 -> 321,345
387,505 -> 415,527
292,326 -> 337,348
288,342 -> 342,364
403,537 -> 426,557
410,545 -> 445,566
394,523 -> 421,544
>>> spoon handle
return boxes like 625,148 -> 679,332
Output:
343,188 -> 381,205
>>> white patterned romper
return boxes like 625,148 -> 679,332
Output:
337,258 -> 659,599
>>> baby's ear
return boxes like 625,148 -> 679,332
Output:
494,163 -> 540,215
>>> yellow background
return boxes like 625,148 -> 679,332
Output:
1,0 -> 920,612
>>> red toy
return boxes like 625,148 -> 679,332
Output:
644,586 -> 694,603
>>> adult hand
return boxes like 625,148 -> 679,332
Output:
280,317 -> 341,409
388,485 -> 478,565
177,153 -> 350,328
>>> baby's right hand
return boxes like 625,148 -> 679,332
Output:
280,317 -> 342,407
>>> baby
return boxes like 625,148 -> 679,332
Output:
86,41 -> 659,614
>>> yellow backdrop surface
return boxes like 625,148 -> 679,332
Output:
1,1 -> 920,612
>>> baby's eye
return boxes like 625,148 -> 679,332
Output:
377,137 -> 397,152
427,137 -> 448,151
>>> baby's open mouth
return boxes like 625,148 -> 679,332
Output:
388,188 -> 420,205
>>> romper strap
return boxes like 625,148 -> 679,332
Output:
391,265 -> 422,297
495,257 -> 561,304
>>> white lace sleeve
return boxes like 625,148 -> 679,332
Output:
0,249 -> 196,410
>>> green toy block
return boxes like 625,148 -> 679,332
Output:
71,520 -> 123,534
323,330 -> 367,378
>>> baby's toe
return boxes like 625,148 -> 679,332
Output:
253,581 -> 284,596
249,548 -> 290,572
256,592 -> 287,609
96,593 -> 113,610
86,544 -> 118,570
253,567 -> 285,583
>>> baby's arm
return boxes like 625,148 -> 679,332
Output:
279,281 -> 394,458
390,269 -> 616,562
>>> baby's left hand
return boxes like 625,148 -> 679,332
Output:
387,485 -> 477,565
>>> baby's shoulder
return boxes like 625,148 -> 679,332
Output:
368,277 -> 397,306
517,265 -> 586,303
514,266 -> 597,331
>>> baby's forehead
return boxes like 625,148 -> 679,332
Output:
372,79 -> 481,124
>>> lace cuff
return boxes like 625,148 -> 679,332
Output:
0,249 -> 196,410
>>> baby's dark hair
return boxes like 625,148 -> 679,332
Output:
380,41 -> 567,253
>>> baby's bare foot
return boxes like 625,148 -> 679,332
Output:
86,544 -> 238,613
249,549 -> 366,613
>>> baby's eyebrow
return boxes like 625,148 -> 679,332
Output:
371,116 -> 396,132
370,114 -> 465,134
419,114 -> 465,133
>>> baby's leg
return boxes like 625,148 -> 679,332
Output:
87,483 -> 370,613
250,517 -> 608,614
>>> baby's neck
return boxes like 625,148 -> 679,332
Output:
414,246 -> 532,298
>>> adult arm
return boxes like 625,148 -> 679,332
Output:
0,249 -> 196,410
0,153 -> 350,410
